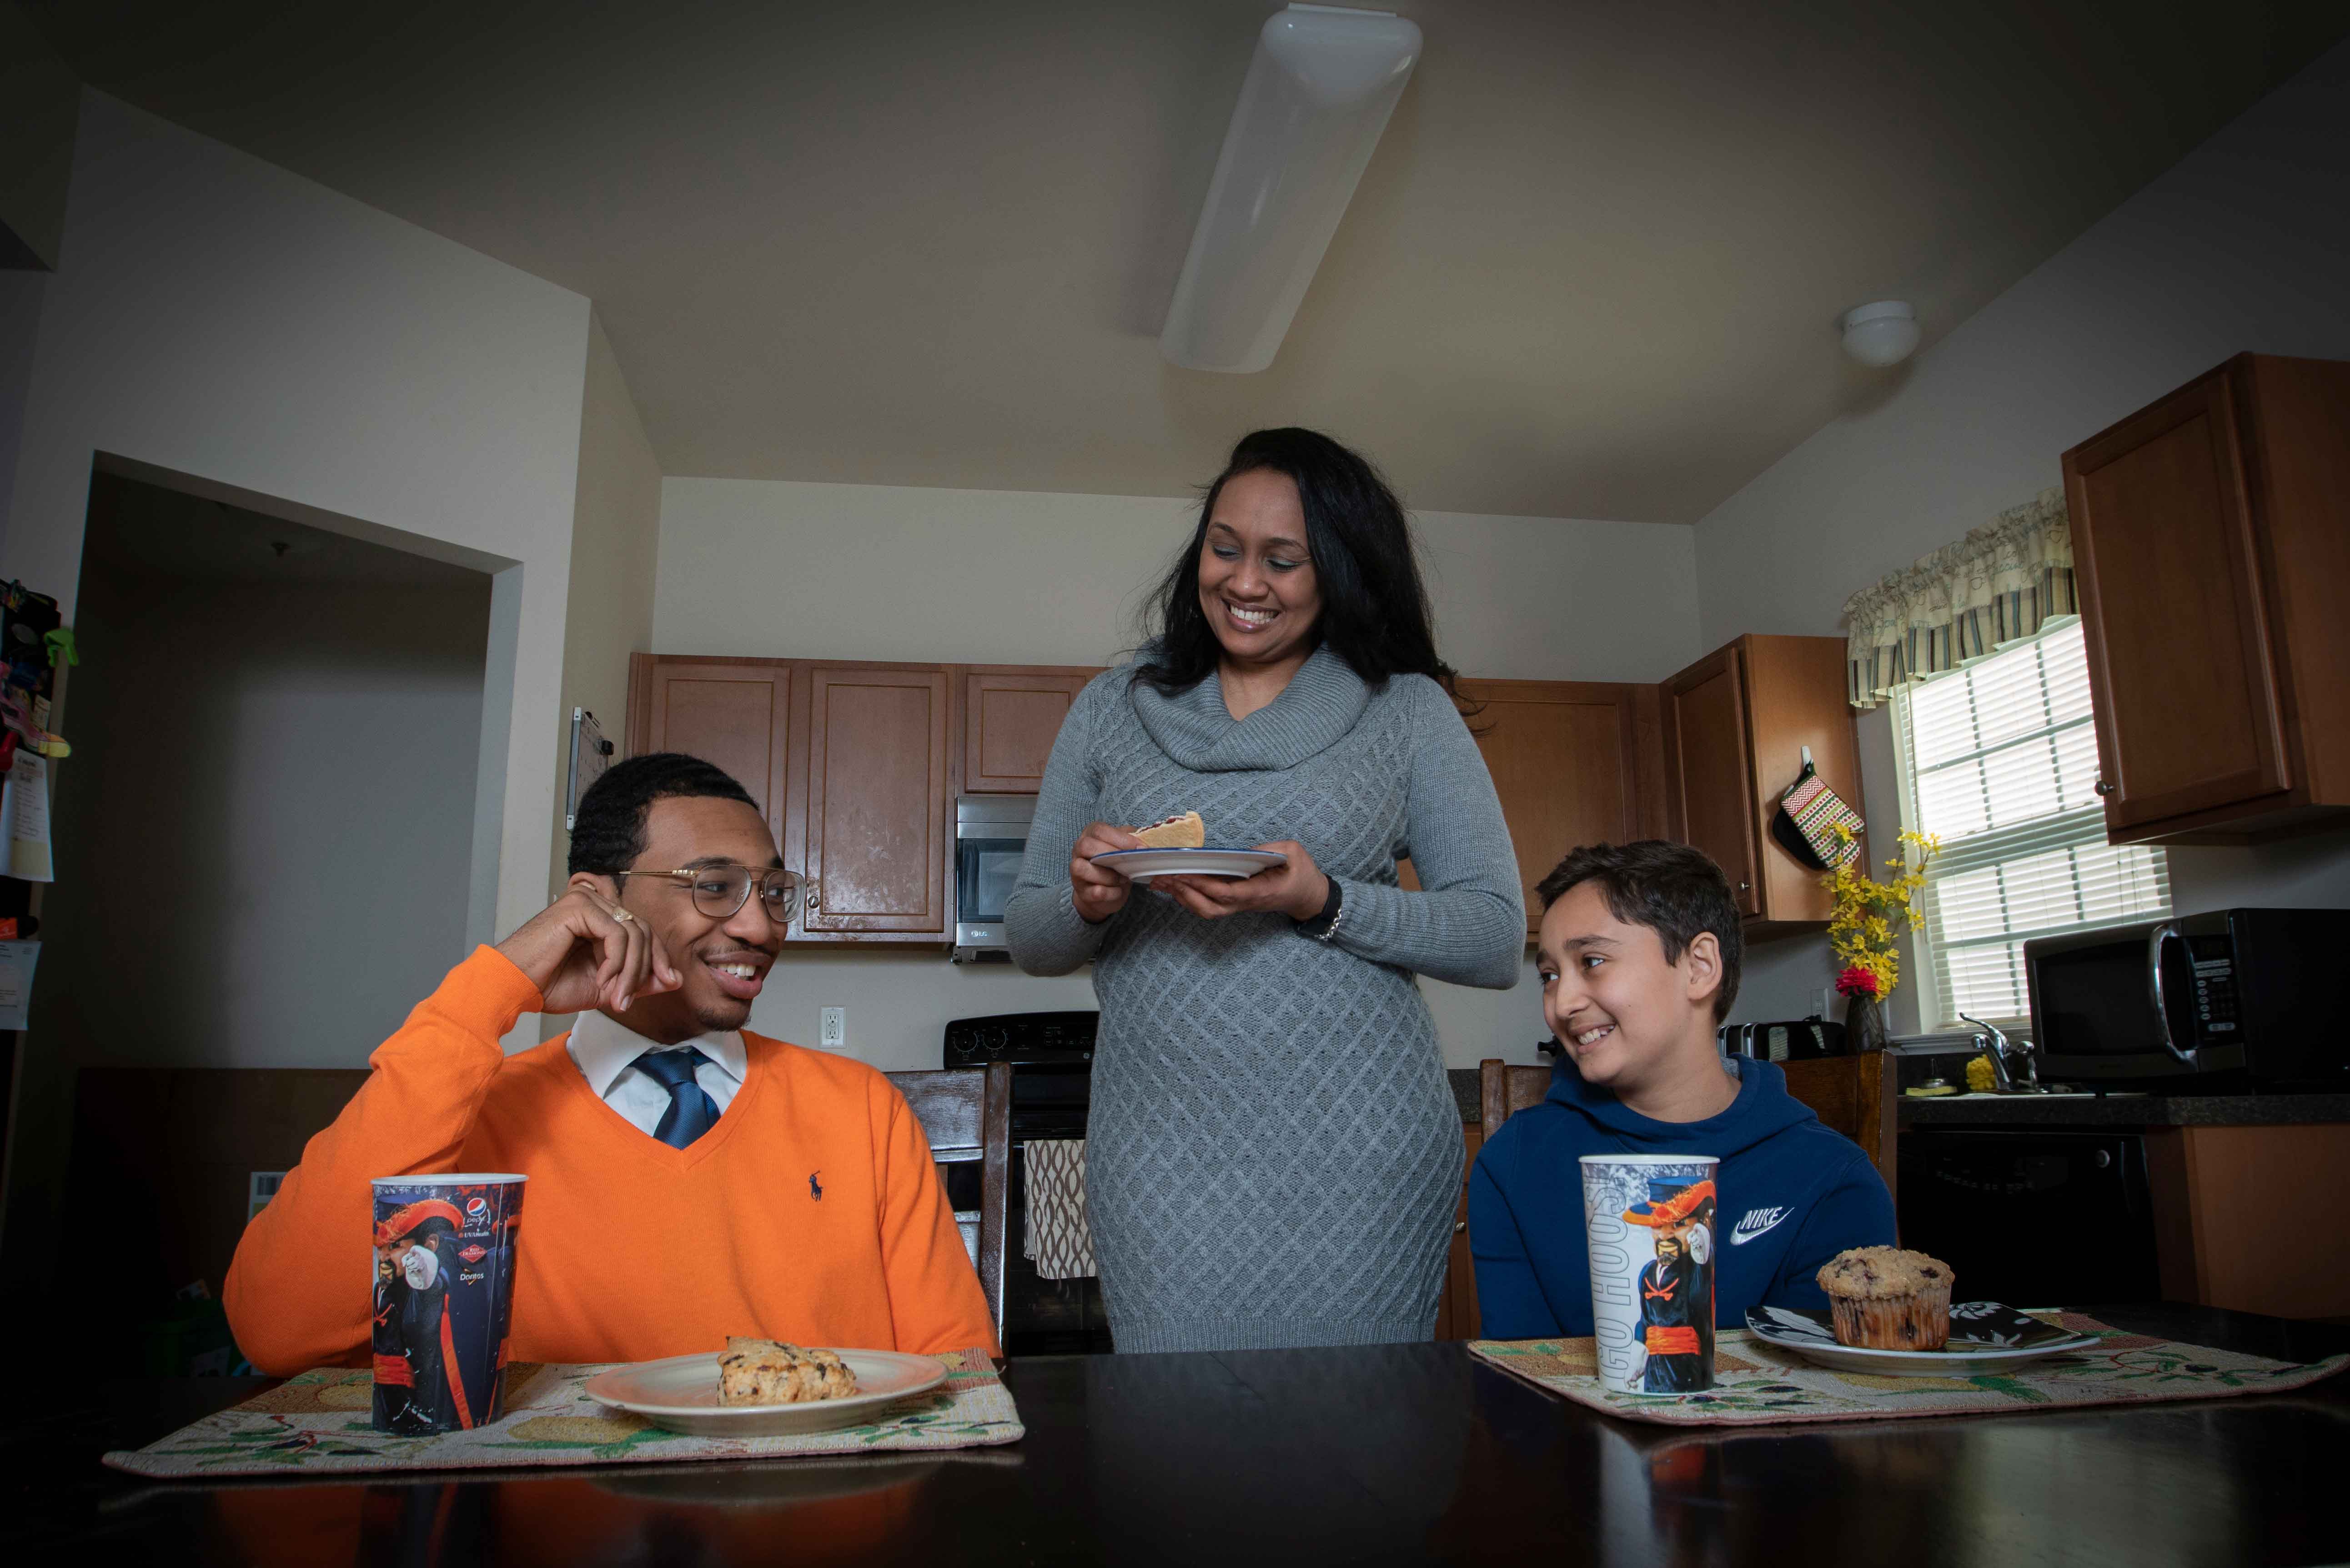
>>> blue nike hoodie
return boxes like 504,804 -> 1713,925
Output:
1469,1055 -> 1894,1338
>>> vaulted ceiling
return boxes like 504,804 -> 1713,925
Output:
29,0 -> 2346,520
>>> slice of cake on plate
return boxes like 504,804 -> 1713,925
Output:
717,1337 -> 859,1404
1132,811 -> 1205,849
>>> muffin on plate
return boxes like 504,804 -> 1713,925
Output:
1814,1247 -> 1954,1350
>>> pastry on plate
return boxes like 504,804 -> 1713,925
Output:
717,1337 -> 859,1404
1814,1247 -> 1953,1350
1132,811 -> 1206,849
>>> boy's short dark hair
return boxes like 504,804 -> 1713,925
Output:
1534,841 -> 1743,1023
568,753 -> 761,877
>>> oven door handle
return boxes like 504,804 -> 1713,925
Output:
2147,919 -> 2195,1065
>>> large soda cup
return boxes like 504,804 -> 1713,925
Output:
370,1174 -> 526,1434
1579,1155 -> 1719,1394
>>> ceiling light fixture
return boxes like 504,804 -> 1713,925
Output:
1159,5 -> 1422,374
1841,300 -> 1920,367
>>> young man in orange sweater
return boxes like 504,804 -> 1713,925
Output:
226,754 -> 998,1374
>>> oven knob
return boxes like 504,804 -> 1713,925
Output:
982,1027 -> 1008,1057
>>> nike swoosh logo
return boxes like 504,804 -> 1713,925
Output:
1728,1208 -> 1789,1246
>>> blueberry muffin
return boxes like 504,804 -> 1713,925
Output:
1814,1247 -> 1953,1350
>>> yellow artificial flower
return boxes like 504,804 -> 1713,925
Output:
1818,831 -> 1938,1002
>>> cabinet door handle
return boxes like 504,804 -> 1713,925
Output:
1737,880 -> 1751,892
1454,1221 -> 1467,1234
805,880 -> 822,912
2094,779 -> 2115,796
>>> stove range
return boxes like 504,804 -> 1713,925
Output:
942,1011 -> 1110,1354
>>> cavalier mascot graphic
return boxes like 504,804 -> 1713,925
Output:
1622,1178 -> 1718,1392
372,1199 -> 474,1434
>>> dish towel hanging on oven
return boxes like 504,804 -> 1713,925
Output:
1022,1139 -> 1097,1280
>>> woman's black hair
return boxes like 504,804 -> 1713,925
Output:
1131,427 -> 1461,699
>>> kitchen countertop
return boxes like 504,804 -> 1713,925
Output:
1899,1090 -> 2350,1128
1452,1066 -> 2350,1129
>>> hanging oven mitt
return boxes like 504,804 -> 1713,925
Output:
1772,748 -> 1864,869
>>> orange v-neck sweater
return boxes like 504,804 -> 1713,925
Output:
226,948 -> 998,1374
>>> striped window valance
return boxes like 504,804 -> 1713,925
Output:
1841,487 -> 2077,711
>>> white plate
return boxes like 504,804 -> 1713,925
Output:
1745,1303 -> 2102,1375
582,1348 -> 949,1437
1090,847 -> 1288,882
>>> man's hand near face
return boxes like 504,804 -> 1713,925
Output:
495,883 -> 683,1015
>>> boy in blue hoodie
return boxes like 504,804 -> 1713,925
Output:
1470,841 -> 1894,1340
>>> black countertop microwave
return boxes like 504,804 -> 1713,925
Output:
953,794 -> 1034,962
2024,906 -> 2350,1091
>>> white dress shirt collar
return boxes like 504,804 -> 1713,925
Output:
567,1007 -> 748,1097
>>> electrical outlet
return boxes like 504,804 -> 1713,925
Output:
820,1007 -> 846,1050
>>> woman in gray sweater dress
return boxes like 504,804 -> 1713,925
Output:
1005,428 -> 1524,1353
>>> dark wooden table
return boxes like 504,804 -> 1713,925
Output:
9,1305 -> 2346,1565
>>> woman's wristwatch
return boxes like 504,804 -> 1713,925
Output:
1294,876 -> 1345,942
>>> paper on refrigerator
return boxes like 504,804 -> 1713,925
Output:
0,754 -> 51,882
0,940 -> 39,1029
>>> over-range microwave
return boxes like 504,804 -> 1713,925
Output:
2024,907 -> 2350,1090
953,794 -> 1034,963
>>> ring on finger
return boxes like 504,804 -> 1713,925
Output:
611,908 -> 636,924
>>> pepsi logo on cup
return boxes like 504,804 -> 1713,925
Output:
464,1196 -> 490,1229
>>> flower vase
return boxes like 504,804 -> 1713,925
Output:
1843,993 -> 1888,1054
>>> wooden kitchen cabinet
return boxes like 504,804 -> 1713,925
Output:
2063,353 -> 2350,844
1661,634 -> 1859,932
964,667 -> 1100,792
628,655 -> 957,946
2145,1121 -> 2350,1319
628,655 -> 1103,947
801,664 -> 954,938
625,657 -> 793,844
1448,680 -> 1666,937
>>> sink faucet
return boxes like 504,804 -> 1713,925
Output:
1960,1014 -> 2045,1094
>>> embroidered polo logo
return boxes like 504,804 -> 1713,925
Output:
1729,1206 -> 1789,1245
808,1171 -> 823,1201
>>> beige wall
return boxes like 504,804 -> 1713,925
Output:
0,91 -> 592,1293
653,476 -> 1703,1067
655,477 -> 1700,682
547,313 -> 663,901
1694,41 -> 2350,1029
0,92 -> 592,955
40,569 -> 491,1070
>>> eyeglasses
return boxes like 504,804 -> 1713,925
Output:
612,864 -> 804,921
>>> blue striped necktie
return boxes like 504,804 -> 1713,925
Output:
634,1048 -> 721,1149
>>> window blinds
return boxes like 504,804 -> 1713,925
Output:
1898,620 -> 2170,1028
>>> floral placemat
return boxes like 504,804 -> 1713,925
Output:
103,1349 -> 1019,1478
1470,1314 -> 2349,1427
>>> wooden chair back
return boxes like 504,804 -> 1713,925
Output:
1479,1059 -> 1552,1134
1481,1051 -> 1897,1204
1781,1053 -> 1898,1205
887,1062 -> 1012,1343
